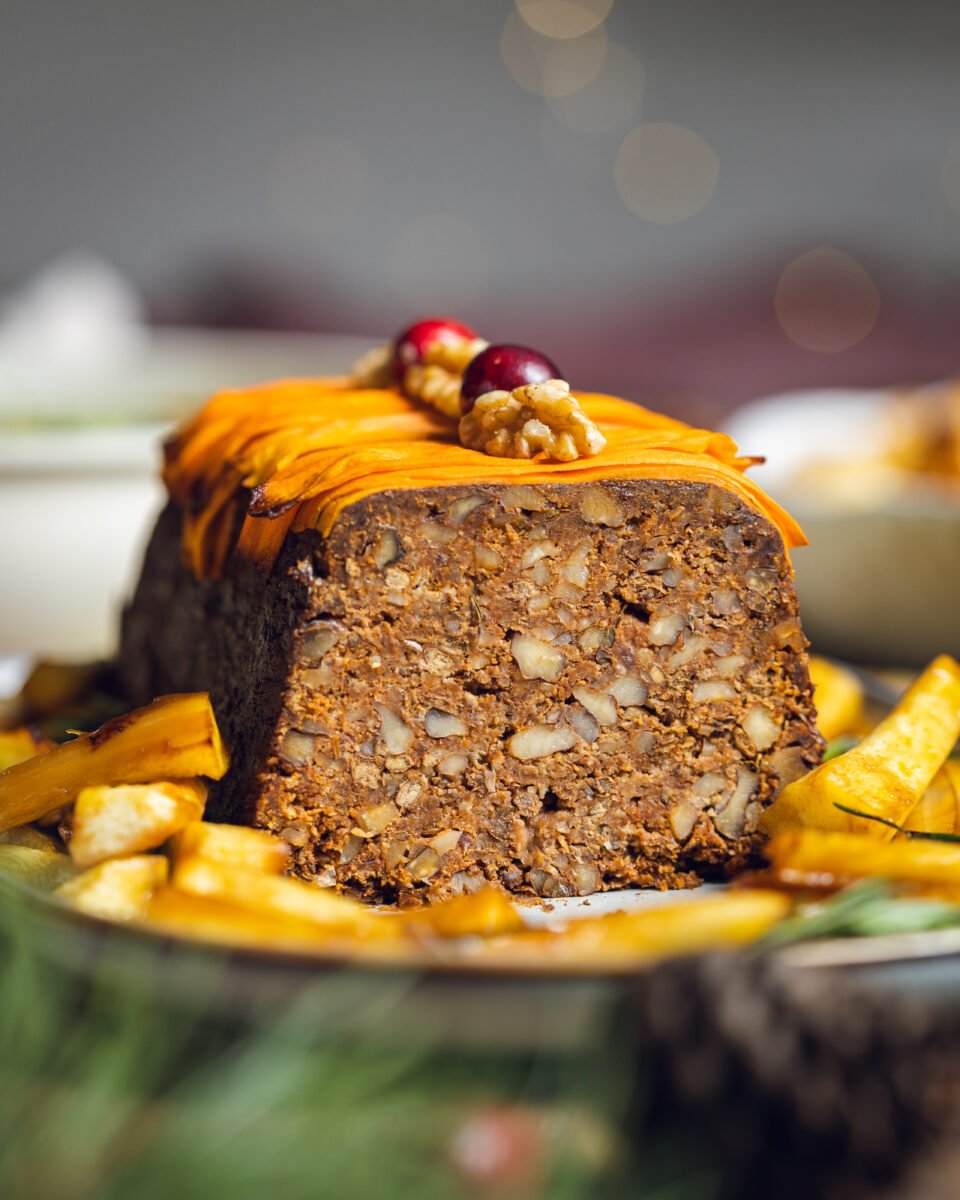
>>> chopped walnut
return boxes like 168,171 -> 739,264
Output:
400,362 -> 462,419
458,380 -> 606,463
350,342 -> 394,388
403,335 -> 486,419
350,334 -> 487,419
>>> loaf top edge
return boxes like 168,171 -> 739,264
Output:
162,377 -> 804,579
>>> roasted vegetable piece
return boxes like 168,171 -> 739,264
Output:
809,656 -> 866,741
171,857 -> 396,938
899,766 -> 959,838
0,694 -> 228,833
168,820 -> 289,875
15,660 -> 105,721
760,655 -> 960,838
0,728 -> 53,772
0,824 -> 64,853
470,890 -> 791,967
55,855 -> 169,921
145,887 -> 374,953
398,888 -> 524,939
767,829 -> 960,887
0,844 -> 77,890
69,781 -> 207,869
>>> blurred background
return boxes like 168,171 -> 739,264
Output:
2,0 -> 960,657
4,0 -> 960,408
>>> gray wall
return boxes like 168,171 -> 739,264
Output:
2,0 -> 960,401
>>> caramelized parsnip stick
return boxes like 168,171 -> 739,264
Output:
467,891 -> 791,967
547,890 -> 790,959
398,887 -> 523,939
15,660 -> 104,723
0,728 -> 53,773
169,820 -> 290,876
899,767 -> 959,838
808,656 -> 865,741
171,857 -> 398,938
56,856 -> 169,921
0,694 -> 228,833
760,655 -> 960,838
146,887 -> 364,953
767,829 -> 960,886
70,781 -> 207,869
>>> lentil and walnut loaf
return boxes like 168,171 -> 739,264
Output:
121,454 -> 822,903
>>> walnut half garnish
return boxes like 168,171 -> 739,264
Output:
350,342 -> 394,389
351,319 -> 606,462
459,380 -> 606,463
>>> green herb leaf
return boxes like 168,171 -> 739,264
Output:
823,735 -> 859,761
833,802 -> 960,843
764,878 -> 960,946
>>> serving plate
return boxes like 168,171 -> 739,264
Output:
13,864 -> 960,1057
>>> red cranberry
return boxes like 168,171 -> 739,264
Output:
460,344 -> 561,413
392,316 -> 478,378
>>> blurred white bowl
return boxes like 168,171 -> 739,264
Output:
0,329 -> 375,657
725,389 -> 960,666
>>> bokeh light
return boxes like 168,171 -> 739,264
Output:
385,214 -> 493,310
515,0 -> 613,40
548,41 -> 643,133
501,11 -> 607,99
775,248 -> 881,353
941,135 -> 960,218
268,136 -> 369,236
614,123 -> 718,223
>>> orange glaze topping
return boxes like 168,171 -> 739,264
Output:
162,377 -> 804,579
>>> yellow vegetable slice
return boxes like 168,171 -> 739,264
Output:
398,888 -> 523,939
767,829 -> 960,886
808,656 -> 865,741
171,857 -> 395,939
465,891 -> 791,968
760,655 -> 960,838
0,694 -> 228,833
899,767 -> 959,838
168,820 -> 289,876
55,855 -> 169,921
0,728 -> 53,773
69,781 -> 207,869
146,887 -> 359,953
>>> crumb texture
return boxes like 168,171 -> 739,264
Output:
120,481 -> 822,903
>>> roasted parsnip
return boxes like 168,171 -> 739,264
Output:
168,820 -> 289,876
809,656 -> 866,741
70,780 -> 207,869
760,655 -> 960,838
767,829 -> 960,887
0,694 -> 228,832
171,857 -> 395,938
55,855 -> 169,921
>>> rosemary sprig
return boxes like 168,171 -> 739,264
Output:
764,878 -> 960,946
833,802 -> 960,843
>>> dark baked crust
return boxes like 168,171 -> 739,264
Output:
121,480 -> 823,904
